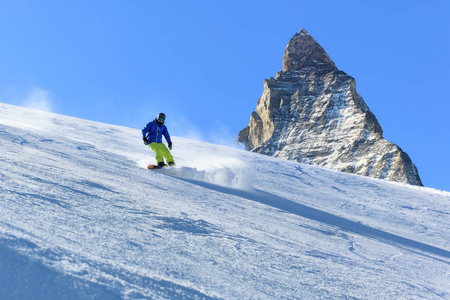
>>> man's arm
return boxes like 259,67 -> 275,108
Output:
163,127 -> 172,150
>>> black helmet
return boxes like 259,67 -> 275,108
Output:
156,113 -> 166,125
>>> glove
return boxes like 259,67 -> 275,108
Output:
168,142 -> 173,150
143,137 -> 149,146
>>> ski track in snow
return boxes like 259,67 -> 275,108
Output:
0,103 -> 450,299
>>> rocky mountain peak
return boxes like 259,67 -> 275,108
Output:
238,29 -> 422,186
283,28 -> 335,73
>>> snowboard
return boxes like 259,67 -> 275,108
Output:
146,164 -> 197,179
147,164 -> 167,170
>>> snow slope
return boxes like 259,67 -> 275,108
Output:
0,103 -> 449,299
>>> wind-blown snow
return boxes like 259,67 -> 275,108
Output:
0,103 -> 449,299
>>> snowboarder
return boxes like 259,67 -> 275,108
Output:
142,113 -> 175,168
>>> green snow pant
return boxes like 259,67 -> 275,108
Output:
149,142 -> 175,164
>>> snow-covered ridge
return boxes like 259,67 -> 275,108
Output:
0,103 -> 449,299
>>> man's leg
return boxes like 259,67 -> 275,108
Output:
149,142 -> 164,164
160,144 -> 175,165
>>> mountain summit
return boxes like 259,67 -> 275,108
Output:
283,28 -> 335,73
238,29 -> 422,186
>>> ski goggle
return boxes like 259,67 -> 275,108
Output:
157,117 -> 165,122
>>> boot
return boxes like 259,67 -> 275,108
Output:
154,161 -> 167,169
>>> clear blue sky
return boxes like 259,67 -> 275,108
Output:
1,0 -> 449,192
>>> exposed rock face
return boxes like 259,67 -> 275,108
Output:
238,29 -> 422,186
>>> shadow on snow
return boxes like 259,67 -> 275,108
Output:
178,177 -> 450,262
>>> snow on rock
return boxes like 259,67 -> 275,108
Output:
0,103 -> 449,299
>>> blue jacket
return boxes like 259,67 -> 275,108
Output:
142,119 -> 172,143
